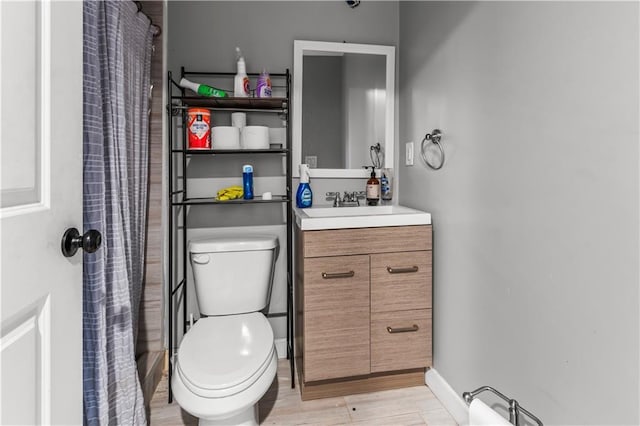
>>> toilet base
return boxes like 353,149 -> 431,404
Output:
198,405 -> 258,426
172,347 -> 277,426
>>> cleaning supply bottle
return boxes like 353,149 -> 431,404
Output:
242,164 -> 254,200
365,166 -> 380,206
179,77 -> 228,98
296,164 -> 313,208
256,69 -> 272,98
234,47 -> 250,97
381,168 -> 392,201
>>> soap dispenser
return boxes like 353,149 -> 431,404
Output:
296,164 -> 313,208
365,166 -> 380,206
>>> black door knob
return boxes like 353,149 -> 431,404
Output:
61,227 -> 102,258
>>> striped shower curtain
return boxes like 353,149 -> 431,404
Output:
83,1 -> 155,424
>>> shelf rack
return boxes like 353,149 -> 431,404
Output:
166,68 -> 294,402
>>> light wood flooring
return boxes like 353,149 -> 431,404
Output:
148,360 -> 457,425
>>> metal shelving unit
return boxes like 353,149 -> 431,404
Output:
166,68 -> 294,402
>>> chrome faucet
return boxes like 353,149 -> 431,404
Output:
326,191 -> 365,207
333,192 -> 342,207
342,191 -> 358,206
326,192 -> 342,207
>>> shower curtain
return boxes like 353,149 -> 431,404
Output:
83,1 -> 155,424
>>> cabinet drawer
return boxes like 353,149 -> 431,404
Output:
370,309 -> 432,373
304,305 -> 370,382
370,251 -> 432,313
303,225 -> 432,258
304,255 -> 369,311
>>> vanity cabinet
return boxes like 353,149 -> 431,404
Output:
295,224 -> 432,400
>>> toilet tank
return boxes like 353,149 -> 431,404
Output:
189,235 -> 279,316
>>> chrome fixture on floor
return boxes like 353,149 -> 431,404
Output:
463,386 -> 543,426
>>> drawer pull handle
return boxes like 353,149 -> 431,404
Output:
387,324 -> 419,334
386,266 -> 419,274
322,271 -> 355,279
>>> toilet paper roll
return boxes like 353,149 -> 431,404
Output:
469,399 -> 511,426
231,112 -> 246,129
241,126 -> 270,150
212,126 -> 240,150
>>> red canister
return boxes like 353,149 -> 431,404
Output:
187,108 -> 211,149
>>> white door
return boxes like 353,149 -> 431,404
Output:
1,1 -> 84,424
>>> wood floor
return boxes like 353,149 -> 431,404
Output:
148,360 -> 457,425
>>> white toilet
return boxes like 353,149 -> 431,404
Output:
172,235 -> 280,426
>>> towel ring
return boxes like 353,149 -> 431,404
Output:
420,129 -> 445,170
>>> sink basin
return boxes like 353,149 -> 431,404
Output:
294,205 -> 431,230
303,205 -> 410,218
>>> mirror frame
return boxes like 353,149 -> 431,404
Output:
292,40 -> 395,178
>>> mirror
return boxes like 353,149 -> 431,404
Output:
293,40 -> 395,178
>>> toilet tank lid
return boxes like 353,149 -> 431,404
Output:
189,235 -> 279,253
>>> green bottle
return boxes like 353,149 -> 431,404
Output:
179,77 -> 228,98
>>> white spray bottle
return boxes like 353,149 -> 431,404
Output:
234,47 -> 250,97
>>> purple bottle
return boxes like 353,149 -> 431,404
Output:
256,70 -> 272,98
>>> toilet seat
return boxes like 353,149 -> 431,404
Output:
176,313 -> 275,398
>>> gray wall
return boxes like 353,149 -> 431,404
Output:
168,1 -> 399,203
167,1 -> 400,343
398,2 -> 639,424
168,1 -> 399,76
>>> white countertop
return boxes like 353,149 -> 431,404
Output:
293,205 -> 432,231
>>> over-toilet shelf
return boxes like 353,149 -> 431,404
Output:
174,96 -> 287,111
171,148 -> 289,154
166,68 -> 294,403
172,195 -> 288,206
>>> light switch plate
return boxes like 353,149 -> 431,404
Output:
405,142 -> 414,166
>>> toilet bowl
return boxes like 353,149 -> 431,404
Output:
172,235 -> 279,426
172,313 -> 278,425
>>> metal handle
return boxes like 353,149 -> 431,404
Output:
386,266 -> 419,274
61,227 -> 102,257
322,271 -> 355,279
420,129 -> 445,170
386,324 -> 419,334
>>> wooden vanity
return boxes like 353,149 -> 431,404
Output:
295,224 -> 433,400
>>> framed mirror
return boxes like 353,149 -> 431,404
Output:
292,40 -> 395,178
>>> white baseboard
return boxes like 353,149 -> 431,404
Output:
425,368 -> 470,426
275,338 -> 287,359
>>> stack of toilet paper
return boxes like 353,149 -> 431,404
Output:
212,112 -> 283,150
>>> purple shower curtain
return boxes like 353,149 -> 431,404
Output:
83,1 -> 155,424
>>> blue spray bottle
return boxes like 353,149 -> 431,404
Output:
243,164 -> 254,200
296,164 -> 313,208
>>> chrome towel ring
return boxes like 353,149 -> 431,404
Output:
420,129 -> 445,170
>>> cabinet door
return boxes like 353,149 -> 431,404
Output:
370,251 -> 432,313
303,255 -> 370,381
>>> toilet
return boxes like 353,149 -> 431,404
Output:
172,235 -> 280,426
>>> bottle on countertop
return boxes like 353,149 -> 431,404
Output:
234,47 -> 250,97
179,77 -> 228,98
242,164 -> 254,200
381,168 -> 392,201
296,164 -> 313,208
365,166 -> 380,206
